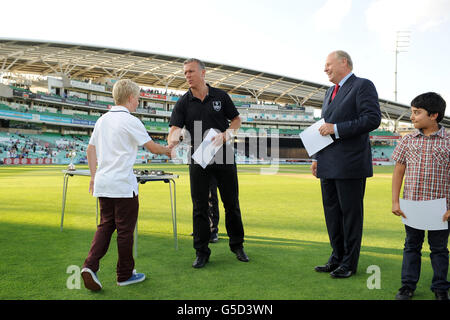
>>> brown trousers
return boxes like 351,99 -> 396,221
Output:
83,194 -> 139,282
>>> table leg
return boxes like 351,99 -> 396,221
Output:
134,185 -> 139,258
134,219 -> 138,258
169,179 -> 178,250
60,174 -> 69,232
96,197 -> 99,226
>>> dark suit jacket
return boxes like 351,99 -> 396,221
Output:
316,74 -> 381,179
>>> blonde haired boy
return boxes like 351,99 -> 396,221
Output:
81,79 -> 171,291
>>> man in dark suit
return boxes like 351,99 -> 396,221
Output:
311,50 -> 381,278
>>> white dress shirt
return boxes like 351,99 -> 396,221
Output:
89,106 -> 151,198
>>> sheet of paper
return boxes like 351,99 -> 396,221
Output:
400,198 -> 448,231
299,118 -> 334,156
191,129 -> 222,169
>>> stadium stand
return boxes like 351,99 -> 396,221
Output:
369,129 -> 401,164
2,39 -> 447,166
1,79 -> 317,164
0,82 -> 405,166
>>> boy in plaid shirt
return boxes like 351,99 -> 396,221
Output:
391,92 -> 449,300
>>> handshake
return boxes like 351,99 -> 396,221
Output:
144,140 -> 174,158
162,144 -> 174,158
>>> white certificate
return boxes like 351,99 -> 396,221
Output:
400,198 -> 448,231
191,129 -> 222,169
299,118 -> 334,156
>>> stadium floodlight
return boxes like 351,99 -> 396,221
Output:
394,30 -> 411,102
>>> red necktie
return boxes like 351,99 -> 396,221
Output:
331,84 -> 340,101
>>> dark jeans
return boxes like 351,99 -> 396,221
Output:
189,163 -> 244,256
83,194 -> 139,282
320,178 -> 366,273
401,225 -> 449,292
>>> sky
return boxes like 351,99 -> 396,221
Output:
1,0 -> 450,116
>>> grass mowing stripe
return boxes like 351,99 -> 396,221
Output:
0,165 -> 437,300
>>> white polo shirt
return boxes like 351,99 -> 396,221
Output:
89,105 -> 151,198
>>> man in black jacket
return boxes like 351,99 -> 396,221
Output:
168,58 -> 249,268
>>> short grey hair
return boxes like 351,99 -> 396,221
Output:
183,58 -> 206,70
335,50 -> 353,70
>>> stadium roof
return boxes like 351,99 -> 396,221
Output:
0,38 -> 449,127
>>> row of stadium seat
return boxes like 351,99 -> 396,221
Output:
0,131 -> 171,164
13,85 -> 309,112
2,101 -> 307,135
372,145 -> 396,160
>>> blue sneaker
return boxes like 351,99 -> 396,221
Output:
81,267 -> 102,291
117,270 -> 146,286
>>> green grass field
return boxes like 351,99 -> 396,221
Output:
0,164 -> 439,300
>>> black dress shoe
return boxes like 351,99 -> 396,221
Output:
330,266 -> 353,278
434,290 -> 449,300
314,263 -> 339,273
395,286 -> 414,300
232,248 -> 249,262
192,254 -> 209,268
209,232 -> 219,243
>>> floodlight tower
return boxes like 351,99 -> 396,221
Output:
394,31 -> 410,102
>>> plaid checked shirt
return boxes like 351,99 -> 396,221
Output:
391,126 -> 450,210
